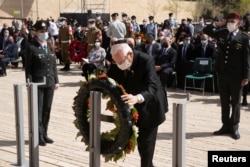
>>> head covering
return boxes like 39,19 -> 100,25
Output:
32,20 -> 49,31
131,15 -> 136,19
148,16 -> 154,20
187,18 -> 192,22
169,13 -> 173,17
227,12 -> 241,20
122,13 -> 128,17
88,18 -> 96,23
111,13 -> 119,17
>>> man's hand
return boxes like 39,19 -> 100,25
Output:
54,83 -> 59,90
155,65 -> 162,72
121,94 -> 138,107
241,79 -> 248,86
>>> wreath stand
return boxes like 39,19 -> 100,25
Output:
89,91 -> 114,167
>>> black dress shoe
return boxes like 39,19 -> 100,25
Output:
232,130 -> 240,140
39,136 -> 46,146
43,136 -> 54,144
213,127 -> 230,135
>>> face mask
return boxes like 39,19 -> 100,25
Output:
143,22 -> 147,26
4,33 -> 9,37
122,17 -> 127,21
150,20 -> 153,23
136,39 -> 141,44
184,40 -> 190,45
77,27 -> 81,31
160,36 -> 164,40
95,42 -> 101,47
88,24 -> 94,28
117,58 -> 131,70
227,23 -> 237,32
96,16 -> 101,20
38,32 -> 48,41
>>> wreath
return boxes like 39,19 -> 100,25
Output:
73,72 -> 139,162
68,39 -> 87,62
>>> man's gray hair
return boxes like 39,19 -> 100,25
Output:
111,43 -> 132,56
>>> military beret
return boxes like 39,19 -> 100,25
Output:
111,13 -> 118,17
32,20 -> 49,31
187,18 -> 192,22
148,16 -> 154,20
227,12 -> 241,20
122,13 -> 127,17
131,15 -> 136,19
88,18 -> 96,23
169,13 -> 173,16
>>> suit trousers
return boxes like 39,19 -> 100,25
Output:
60,43 -> 70,65
217,75 -> 242,131
38,86 -> 55,136
137,126 -> 158,167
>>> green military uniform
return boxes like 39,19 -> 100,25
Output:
86,26 -> 102,53
58,25 -> 73,70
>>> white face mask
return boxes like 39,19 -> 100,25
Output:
117,58 -> 131,70
227,23 -> 237,32
38,32 -> 49,41
136,39 -> 141,44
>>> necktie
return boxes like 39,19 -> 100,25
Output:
182,45 -> 186,61
228,33 -> 233,42
202,47 -> 206,57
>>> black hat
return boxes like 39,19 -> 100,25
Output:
187,18 -> 192,22
111,13 -> 119,17
169,13 -> 173,16
32,20 -> 49,31
131,15 -> 136,19
148,16 -> 154,20
122,13 -> 127,17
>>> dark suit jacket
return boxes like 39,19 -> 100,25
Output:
145,41 -> 161,59
194,41 -> 216,60
203,24 -> 250,80
2,42 -> 18,59
155,47 -> 177,74
134,42 -> 146,53
107,50 -> 167,129
25,40 -> 59,87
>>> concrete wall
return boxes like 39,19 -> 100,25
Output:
0,0 -> 197,27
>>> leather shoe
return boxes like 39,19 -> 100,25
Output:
39,136 -> 46,146
231,130 -> 240,140
43,136 -> 54,144
213,127 -> 230,135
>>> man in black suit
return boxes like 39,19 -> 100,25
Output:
155,36 -> 177,87
145,34 -> 161,60
175,34 -> 196,89
108,43 -> 168,167
203,13 -> 250,140
0,36 -> 18,76
25,20 -> 59,146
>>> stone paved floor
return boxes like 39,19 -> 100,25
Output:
1,64 -> 250,167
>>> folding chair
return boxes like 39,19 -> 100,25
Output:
184,57 -> 214,95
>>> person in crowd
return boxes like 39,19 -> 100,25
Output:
145,33 -> 161,60
95,12 -> 104,30
168,13 -> 178,29
175,19 -> 190,42
203,12 -> 250,140
0,36 -> 18,76
126,37 -> 135,49
73,24 -> 85,42
146,16 -> 158,40
162,20 -> 172,37
12,17 -> 20,31
58,18 -> 73,71
101,21 -> 111,51
140,19 -> 148,35
195,16 -> 206,35
155,36 -> 177,88
82,39 -> 106,81
0,29 -> 10,51
25,20 -> 59,146
48,19 -> 59,40
175,34 -> 196,89
122,13 -> 133,38
108,43 -> 168,167
194,33 -> 216,60
85,19 -> 102,53
134,33 -> 146,52
131,15 -> 141,33
27,17 -> 33,31
187,18 -> 194,37
156,31 -> 165,45
107,13 -> 126,39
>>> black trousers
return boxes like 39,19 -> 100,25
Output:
38,86 -> 55,136
217,75 -> 242,131
82,63 -> 96,81
137,126 -> 158,167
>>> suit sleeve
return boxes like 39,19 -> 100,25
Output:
25,45 -> 32,82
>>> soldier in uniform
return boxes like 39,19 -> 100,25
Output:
58,18 -> 73,71
25,20 -> 59,146
95,12 -> 104,30
85,19 -> 102,53
146,16 -> 158,40
203,13 -> 250,140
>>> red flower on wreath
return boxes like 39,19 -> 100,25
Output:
68,39 -> 87,62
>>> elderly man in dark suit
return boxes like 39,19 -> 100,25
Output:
203,12 -> 250,140
25,20 -> 59,146
0,36 -> 18,76
108,43 -> 168,167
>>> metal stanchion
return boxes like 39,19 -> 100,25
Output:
14,84 -> 26,167
89,91 -> 101,167
172,93 -> 190,167
14,78 -> 46,167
